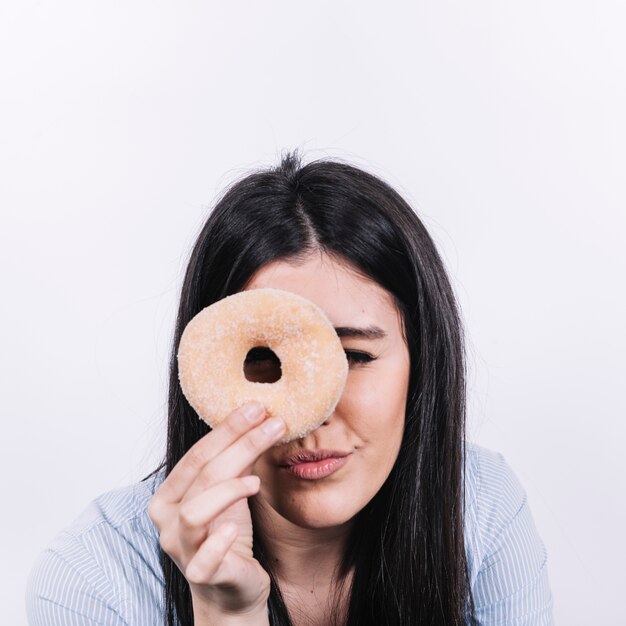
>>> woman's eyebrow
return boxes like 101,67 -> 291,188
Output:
334,325 -> 387,339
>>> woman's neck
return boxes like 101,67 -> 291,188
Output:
251,498 -> 354,590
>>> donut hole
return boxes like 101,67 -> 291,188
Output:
243,346 -> 282,383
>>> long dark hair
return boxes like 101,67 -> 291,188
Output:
143,150 -> 477,625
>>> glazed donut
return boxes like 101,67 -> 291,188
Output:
177,287 -> 348,443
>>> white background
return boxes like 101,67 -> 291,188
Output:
2,1 -> 624,624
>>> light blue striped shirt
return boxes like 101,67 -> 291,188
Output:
25,443 -> 554,624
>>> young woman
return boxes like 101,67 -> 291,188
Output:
26,152 -> 554,625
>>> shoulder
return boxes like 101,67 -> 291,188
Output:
463,442 -> 554,624
26,468 -> 166,625
464,442 -> 528,535
41,467 -> 164,559
463,441 -> 535,565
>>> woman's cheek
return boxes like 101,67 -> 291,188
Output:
340,379 -> 390,443
339,378 -> 376,423
347,366 -> 382,399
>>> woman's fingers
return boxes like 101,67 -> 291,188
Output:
153,476 -> 260,568
182,416 -> 285,502
145,401 -> 278,616
178,476 -> 260,551
186,531 -> 269,593
153,401 -> 267,504
185,523 -> 239,585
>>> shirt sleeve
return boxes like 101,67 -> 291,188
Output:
26,546 -> 128,626
472,451 -> 554,625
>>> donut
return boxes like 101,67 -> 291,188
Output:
177,287 -> 349,443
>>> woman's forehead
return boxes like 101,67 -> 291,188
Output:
243,255 -> 400,333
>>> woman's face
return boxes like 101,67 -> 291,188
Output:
244,252 -> 410,529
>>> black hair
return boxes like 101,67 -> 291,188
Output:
143,150 -> 477,625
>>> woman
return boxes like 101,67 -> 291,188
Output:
26,151 -> 554,625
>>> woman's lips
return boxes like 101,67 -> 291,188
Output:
283,455 -> 350,480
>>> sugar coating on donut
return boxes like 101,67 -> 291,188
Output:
177,287 -> 349,443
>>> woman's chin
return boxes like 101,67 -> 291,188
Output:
284,512 -> 354,531
275,493 -> 360,530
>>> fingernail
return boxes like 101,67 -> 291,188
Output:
241,402 -> 264,422
261,417 -> 285,436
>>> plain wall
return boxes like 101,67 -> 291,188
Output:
2,1 -> 624,624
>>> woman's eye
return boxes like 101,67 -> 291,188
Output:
344,350 -> 376,365
243,347 -> 282,383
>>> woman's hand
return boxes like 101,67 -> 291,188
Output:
147,402 -> 285,620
